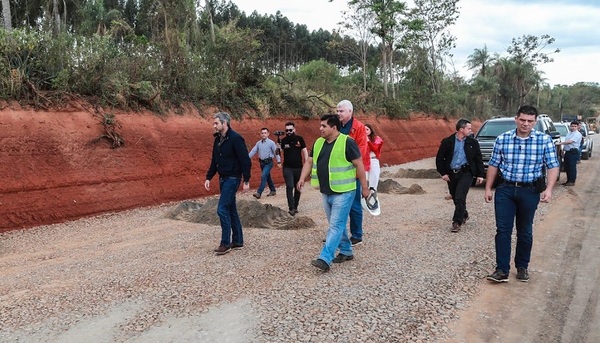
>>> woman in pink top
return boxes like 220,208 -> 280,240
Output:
365,124 -> 383,190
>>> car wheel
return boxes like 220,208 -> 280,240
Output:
582,151 -> 589,160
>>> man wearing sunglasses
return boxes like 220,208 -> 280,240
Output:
280,122 -> 308,215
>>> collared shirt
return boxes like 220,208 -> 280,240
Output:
450,134 -> 467,169
564,130 -> 582,151
248,138 -> 281,163
488,129 -> 560,183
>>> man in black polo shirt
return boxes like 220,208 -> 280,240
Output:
280,121 -> 308,216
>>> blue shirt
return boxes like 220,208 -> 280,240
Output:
564,130 -> 582,151
488,129 -> 560,183
248,138 -> 281,163
450,135 -> 467,169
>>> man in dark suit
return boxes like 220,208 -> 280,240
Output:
436,119 -> 485,232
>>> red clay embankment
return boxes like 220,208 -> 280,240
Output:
0,105 -> 467,232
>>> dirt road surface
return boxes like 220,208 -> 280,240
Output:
446,136 -> 600,343
1,136 -> 599,342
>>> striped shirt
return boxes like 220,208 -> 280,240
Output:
488,129 -> 560,183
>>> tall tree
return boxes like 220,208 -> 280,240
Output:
506,34 -> 560,106
412,0 -> 458,94
2,0 -> 12,31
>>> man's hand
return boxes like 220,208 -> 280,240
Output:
277,162 -> 282,169
242,182 -> 250,192
475,177 -> 484,185
361,187 -> 370,198
296,180 -> 305,192
484,189 -> 493,203
204,180 -> 210,191
441,174 -> 450,182
540,189 -> 552,203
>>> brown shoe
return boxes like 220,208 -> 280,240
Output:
451,222 -> 461,233
267,191 -> 276,196
252,192 -> 261,199
562,182 -> 575,186
214,245 -> 231,255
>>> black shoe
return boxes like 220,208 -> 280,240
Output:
462,213 -> 469,224
350,237 -> 363,246
487,269 -> 509,283
267,191 -> 276,196
516,267 -> 529,282
451,222 -> 461,233
231,243 -> 244,250
332,253 -> 354,263
214,245 -> 231,255
252,192 -> 261,199
288,209 -> 298,216
311,258 -> 330,271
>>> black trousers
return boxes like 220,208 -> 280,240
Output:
449,170 -> 472,224
283,167 -> 302,211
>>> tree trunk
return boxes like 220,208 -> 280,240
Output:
52,0 -> 60,36
1,0 -> 12,31
382,46 -> 388,97
206,0 -> 215,44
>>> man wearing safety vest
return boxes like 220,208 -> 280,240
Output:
297,114 -> 370,272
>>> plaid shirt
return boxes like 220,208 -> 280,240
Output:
489,129 -> 560,183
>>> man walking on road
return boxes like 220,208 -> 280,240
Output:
248,128 -> 281,199
205,112 -> 252,255
558,121 -> 582,186
485,105 -> 559,282
298,114 -> 369,272
337,100 -> 370,246
435,118 -> 485,233
280,122 -> 308,216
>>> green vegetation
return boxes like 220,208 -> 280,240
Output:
1,0 -> 599,120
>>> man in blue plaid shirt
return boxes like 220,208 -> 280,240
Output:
484,105 -> 559,283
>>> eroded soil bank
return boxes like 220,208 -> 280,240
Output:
0,104 -> 463,231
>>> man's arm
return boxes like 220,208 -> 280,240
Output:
484,166 -> 499,203
351,157 -> 370,198
297,156 -> 313,191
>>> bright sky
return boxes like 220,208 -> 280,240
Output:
232,0 -> 600,87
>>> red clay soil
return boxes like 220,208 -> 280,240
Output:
0,103 -> 474,232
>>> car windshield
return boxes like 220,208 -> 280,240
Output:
476,121 -> 516,138
555,124 -> 568,137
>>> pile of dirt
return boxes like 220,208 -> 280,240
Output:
393,168 -> 440,179
377,179 -> 426,195
167,199 -> 315,230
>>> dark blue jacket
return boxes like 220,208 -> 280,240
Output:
206,128 -> 251,182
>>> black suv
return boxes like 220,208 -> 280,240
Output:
474,115 -> 562,177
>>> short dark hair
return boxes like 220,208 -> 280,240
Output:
285,121 -> 295,127
516,105 -> 538,119
261,127 -> 269,132
571,121 -> 579,126
456,118 -> 471,131
320,114 -> 340,131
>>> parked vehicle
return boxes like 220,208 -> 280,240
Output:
474,115 -> 562,180
554,122 -> 569,171
580,122 -> 594,160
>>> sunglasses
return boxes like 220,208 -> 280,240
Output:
285,129 -> 294,132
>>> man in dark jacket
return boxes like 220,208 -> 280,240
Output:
435,118 -> 485,232
205,112 -> 252,255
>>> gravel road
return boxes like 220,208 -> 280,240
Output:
0,157 -> 566,342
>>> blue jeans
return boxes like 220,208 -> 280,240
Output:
494,183 -> 540,273
319,190 -> 355,264
349,179 -> 363,240
564,149 -> 578,183
257,161 -> 276,194
217,176 -> 243,247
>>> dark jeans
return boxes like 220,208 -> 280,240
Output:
564,149 -> 578,183
283,167 -> 302,211
349,179 -> 363,240
217,176 -> 243,247
494,183 -> 540,273
257,161 -> 276,194
449,170 -> 472,224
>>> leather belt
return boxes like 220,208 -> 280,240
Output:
500,178 -> 535,187
451,164 -> 470,173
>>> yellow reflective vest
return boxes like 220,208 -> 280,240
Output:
311,134 -> 357,192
